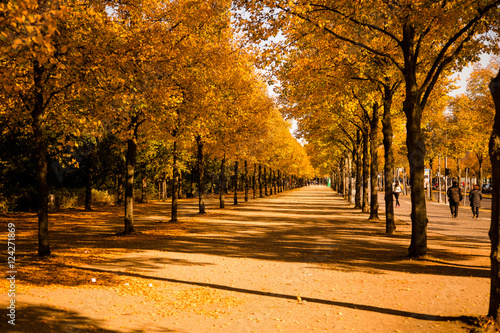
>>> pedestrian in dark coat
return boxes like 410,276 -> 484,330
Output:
469,184 -> 483,218
447,181 -> 463,218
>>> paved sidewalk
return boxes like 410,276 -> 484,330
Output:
377,192 -> 491,242
1,185 -> 491,332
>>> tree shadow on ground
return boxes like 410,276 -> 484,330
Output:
0,305 -> 175,333
2,187 -> 490,283
64,265 -> 469,325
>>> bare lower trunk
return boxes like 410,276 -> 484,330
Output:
234,161 -> 239,205
30,61 -> 51,256
488,68 -> 500,323
273,170 -> 277,195
32,100 -> 50,256
382,85 -> 396,234
369,103 -> 380,220
264,167 -> 268,196
405,99 -> 428,257
253,163 -> 257,199
244,160 -> 249,202
171,140 -> 179,222
259,164 -> 263,198
362,129 -> 370,213
278,170 -> 282,193
124,137 -> 137,232
355,131 -> 362,209
196,136 -> 205,214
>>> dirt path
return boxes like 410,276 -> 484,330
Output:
1,185 -> 493,332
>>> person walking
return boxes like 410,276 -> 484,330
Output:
469,184 -> 483,218
393,181 -> 402,207
447,181 -> 463,218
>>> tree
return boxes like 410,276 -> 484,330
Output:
0,0 -> 109,255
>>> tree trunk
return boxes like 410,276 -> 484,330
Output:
162,177 -> 167,200
264,167 -> 268,196
196,136 -> 205,214
405,95 -> 428,257
369,103 -> 380,220
362,129 -> 370,213
253,163 -> 257,199
244,160 -> 249,202
269,169 -> 273,195
124,137 -> 137,233
347,155 -> 353,203
281,171 -> 285,191
355,131 -> 362,209
402,23 -> 429,258
219,156 -> 226,209
258,164 -> 263,198
429,158 -> 434,201
170,139 -> 179,222
382,85 -> 396,234
477,153 -> 484,187
488,68 -> 500,324
273,170 -> 277,195
32,61 -> 50,256
234,160 -> 239,205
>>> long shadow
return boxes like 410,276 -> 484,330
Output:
7,186 -> 490,280
0,305 -> 175,333
67,265 -> 467,324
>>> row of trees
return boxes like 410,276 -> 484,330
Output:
329,58 -> 498,200
235,0 -> 500,255
233,0 -> 500,324
0,1 -> 314,256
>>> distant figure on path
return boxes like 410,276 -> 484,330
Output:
469,184 -> 483,219
447,181 -> 463,218
393,181 -> 402,207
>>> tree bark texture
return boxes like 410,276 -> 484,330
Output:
382,85 -> 396,234
124,137 -> 137,232
369,103 -> 380,220
264,167 -> 268,196
258,164 -> 263,198
244,160 -> 249,202
355,131 -> 362,209
170,139 -> 179,222
234,161 -> 239,205
253,163 -> 257,199
347,156 -> 353,204
362,129 -> 370,213
196,136 -> 205,214
400,22 -> 429,257
32,61 -> 50,256
405,94 -> 428,257
273,170 -> 277,195
488,68 -> 500,323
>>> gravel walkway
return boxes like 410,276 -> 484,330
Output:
1,185 -> 491,332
